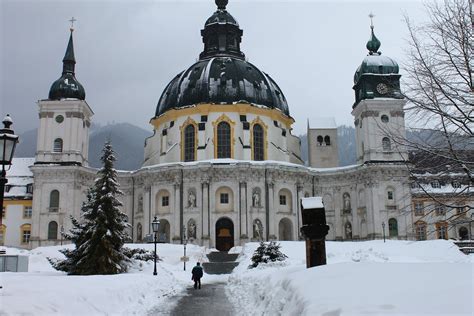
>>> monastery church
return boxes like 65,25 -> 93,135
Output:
24,0 -> 411,250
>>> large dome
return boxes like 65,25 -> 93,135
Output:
156,57 -> 289,117
154,0 -> 289,118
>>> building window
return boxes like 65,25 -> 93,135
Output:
220,193 -> 229,204
414,202 -> 424,216
217,121 -> 231,158
49,190 -> 60,212
435,204 -> 446,216
452,181 -> 461,188
381,115 -> 389,123
317,136 -> 323,146
410,182 -> 420,189
162,196 -> 169,207
382,137 -> 391,151
48,221 -> 58,240
23,206 -> 32,219
26,184 -> 33,194
388,218 -> 398,237
2,207 -> 5,218
0,225 -> 5,246
430,180 -> 440,188
324,135 -> 331,146
21,224 -> 31,244
387,190 -> 394,200
253,123 -> 264,161
53,138 -> 63,153
184,124 -> 196,162
415,222 -> 427,241
436,222 -> 448,240
279,195 -> 287,205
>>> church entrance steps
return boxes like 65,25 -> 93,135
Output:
202,251 -> 239,275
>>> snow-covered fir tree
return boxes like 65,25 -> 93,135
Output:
50,142 -> 130,275
249,241 -> 287,268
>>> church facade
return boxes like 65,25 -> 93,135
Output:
29,0 -> 414,250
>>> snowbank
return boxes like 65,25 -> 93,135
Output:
227,240 -> 473,316
0,243 -> 208,315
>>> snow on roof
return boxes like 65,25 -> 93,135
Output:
301,197 -> 324,209
5,157 -> 34,199
307,117 -> 337,129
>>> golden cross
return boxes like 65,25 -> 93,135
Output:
69,17 -> 77,30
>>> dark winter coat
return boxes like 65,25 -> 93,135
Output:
192,265 -> 203,280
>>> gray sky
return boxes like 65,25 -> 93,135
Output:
1,0 -> 427,136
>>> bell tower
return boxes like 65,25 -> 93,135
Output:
35,25 -> 93,166
351,17 -> 407,164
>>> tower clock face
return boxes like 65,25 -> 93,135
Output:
376,83 -> 389,95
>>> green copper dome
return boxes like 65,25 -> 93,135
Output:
48,31 -> 86,100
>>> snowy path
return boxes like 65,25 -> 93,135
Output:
148,282 -> 234,316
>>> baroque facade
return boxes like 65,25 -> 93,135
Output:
25,0 -> 422,250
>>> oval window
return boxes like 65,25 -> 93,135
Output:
381,115 -> 389,123
55,115 -> 64,123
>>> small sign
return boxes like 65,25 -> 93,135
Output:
180,256 -> 189,262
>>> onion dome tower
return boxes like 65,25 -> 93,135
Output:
48,29 -> 86,101
155,0 -> 289,117
35,25 -> 93,166
352,20 -> 403,108
351,16 -> 407,164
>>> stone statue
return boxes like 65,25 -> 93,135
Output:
188,190 -> 196,208
253,219 -> 263,240
252,191 -> 260,207
343,193 -> 351,211
188,220 -> 196,239
345,222 -> 352,240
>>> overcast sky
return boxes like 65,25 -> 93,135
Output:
1,0 -> 427,136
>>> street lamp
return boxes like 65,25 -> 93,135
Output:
0,114 -> 19,229
151,216 -> 160,276
183,225 -> 188,271
382,222 -> 386,243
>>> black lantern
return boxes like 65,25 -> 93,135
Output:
151,216 -> 160,275
1,114 -> 19,229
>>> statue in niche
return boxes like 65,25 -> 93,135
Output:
187,220 -> 196,239
343,193 -> 351,212
252,189 -> 260,207
188,190 -> 196,208
253,219 -> 263,240
345,222 -> 352,240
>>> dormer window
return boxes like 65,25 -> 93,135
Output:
4,185 -> 11,193
452,181 -> 461,189
26,184 -> 33,194
430,180 -> 441,188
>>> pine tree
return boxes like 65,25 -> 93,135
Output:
49,142 -> 130,275
249,241 -> 287,268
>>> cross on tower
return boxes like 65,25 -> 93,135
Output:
69,17 -> 77,30
368,12 -> 375,28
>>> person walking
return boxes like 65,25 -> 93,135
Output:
191,262 -> 203,289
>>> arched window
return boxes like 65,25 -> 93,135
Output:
388,218 -> 398,237
48,221 -> 58,240
382,137 -> 391,151
217,122 -> 231,158
317,136 -> 323,146
184,124 -> 196,162
49,190 -> 60,211
53,138 -> 63,153
324,135 -> 331,146
253,124 -> 264,161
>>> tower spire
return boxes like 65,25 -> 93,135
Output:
366,13 -> 381,55
62,29 -> 76,74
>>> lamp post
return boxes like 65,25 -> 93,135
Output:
60,225 -> 64,246
183,225 -> 187,271
0,114 -> 19,230
151,216 -> 160,276
382,222 -> 386,243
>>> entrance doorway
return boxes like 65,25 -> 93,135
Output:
216,218 -> 234,251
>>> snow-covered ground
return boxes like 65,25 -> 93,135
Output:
1,240 -> 473,315
227,240 -> 474,316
